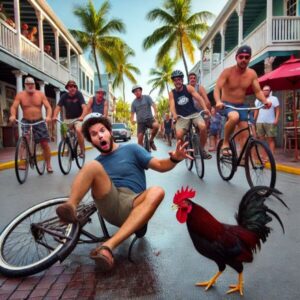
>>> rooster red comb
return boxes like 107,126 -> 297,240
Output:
173,186 -> 196,204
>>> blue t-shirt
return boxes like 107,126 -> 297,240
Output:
95,144 -> 152,193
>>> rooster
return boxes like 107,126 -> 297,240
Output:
173,186 -> 288,295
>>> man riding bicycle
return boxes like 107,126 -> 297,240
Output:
55,112 -> 190,271
52,80 -> 87,158
9,77 -> 53,173
130,84 -> 159,150
214,45 -> 272,157
169,70 -> 211,159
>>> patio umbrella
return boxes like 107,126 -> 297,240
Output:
258,55 -> 300,161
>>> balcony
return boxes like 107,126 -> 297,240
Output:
202,16 -> 300,89
0,19 -> 78,85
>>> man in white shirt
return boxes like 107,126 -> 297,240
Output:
254,85 -> 280,155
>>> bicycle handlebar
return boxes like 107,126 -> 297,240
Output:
223,104 -> 265,111
177,110 -> 209,120
16,119 -> 46,126
55,118 -> 79,125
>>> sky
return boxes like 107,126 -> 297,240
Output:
47,0 -> 227,102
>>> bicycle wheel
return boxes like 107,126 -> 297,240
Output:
58,139 -> 72,175
34,142 -> 46,175
75,140 -> 85,169
15,137 -> 29,184
143,132 -> 151,152
185,134 -> 193,171
192,134 -> 204,179
216,139 -> 236,181
0,198 -> 80,277
245,140 -> 276,189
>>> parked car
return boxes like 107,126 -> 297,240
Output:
112,123 -> 131,141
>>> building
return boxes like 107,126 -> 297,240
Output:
195,0 -> 300,147
0,0 -> 94,148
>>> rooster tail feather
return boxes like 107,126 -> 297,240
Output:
235,186 -> 287,244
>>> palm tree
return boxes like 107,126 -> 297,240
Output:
143,0 -> 213,77
115,98 -> 131,123
107,43 -> 140,102
156,96 -> 170,123
148,55 -> 176,96
70,0 -> 125,87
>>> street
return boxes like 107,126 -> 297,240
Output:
0,138 -> 299,299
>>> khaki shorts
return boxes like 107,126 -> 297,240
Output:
176,113 -> 204,132
256,123 -> 277,137
93,182 -> 139,227
65,118 -> 82,130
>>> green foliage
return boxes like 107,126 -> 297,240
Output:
71,0 -> 126,87
114,98 -> 131,123
143,0 -> 213,77
156,96 -> 170,123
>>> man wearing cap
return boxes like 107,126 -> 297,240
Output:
52,80 -> 87,157
214,45 -> 272,157
9,77 -> 53,173
130,84 -> 159,150
87,88 -> 108,117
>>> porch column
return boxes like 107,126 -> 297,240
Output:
209,41 -> 213,81
266,0 -> 273,45
13,0 -> 21,57
12,70 -> 27,135
220,24 -> 226,68
200,49 -> 204,85
236,0 -> 246,45
67,43 -> 71,77
37,11 -> 44,71
54,29 -> 60,75
37,80 -> 46,118
54,88 -> 61,145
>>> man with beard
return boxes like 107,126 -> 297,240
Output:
169,70 -> 211,159
56,112 -> 191,271
52,80 -> 87,157
9,77 -> 53,172
86,88 -> 108,117
214,45 -> 272,157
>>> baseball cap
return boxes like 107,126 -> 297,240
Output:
24,77 -> 35,84
65,80 -> 77,89
236,45 -> 252,56
96,88 -> 106,94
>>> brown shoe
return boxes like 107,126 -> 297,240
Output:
56,203 -> 78,223
90,245 -> 114,271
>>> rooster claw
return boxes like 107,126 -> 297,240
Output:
226,285 -> 244,296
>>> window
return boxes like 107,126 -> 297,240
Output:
82,71 -> 85,90
90,79 -> 93,94
286,0 -> 297,16
86,75 -> 89,92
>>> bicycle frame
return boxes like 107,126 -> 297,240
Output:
16,120 -> 45,167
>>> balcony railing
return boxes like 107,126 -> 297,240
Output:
272,16 -> 300,42
0,20 -> 77,86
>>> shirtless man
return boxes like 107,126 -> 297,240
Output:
214,45 -> 271,156
9,77 -> 53,172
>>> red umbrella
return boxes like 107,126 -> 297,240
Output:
258,56 -> 300,161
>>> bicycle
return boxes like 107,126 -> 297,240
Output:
0,193 -> 148,277
178,111 -> 209,179
56,119 -> 85,175
14,120 -> 46,184
216,104 -> 276,189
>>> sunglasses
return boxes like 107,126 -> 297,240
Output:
67,85 -> 77,88
237,54 -> 251,60
263,89 -> 270,92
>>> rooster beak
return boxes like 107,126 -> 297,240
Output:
171,204 -> 178,210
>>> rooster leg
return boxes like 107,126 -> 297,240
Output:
195,271 -> 222,290
226,273 -> 244,296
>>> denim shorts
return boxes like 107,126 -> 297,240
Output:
220,101 -> 248,122
21,118 -> 50,143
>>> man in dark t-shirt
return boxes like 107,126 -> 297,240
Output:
52,80 -> 87,156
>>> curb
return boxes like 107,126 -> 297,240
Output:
0,146 -> 93,171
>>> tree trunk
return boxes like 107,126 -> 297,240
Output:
180,39 -> 189,78
166,82 -> 170,94
92,46 -> 102,88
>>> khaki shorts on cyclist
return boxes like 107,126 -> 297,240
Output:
93,182 -> 139,227
256,123 -> 277,137
64,118 -> 82,130
175,112 -> 204,132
